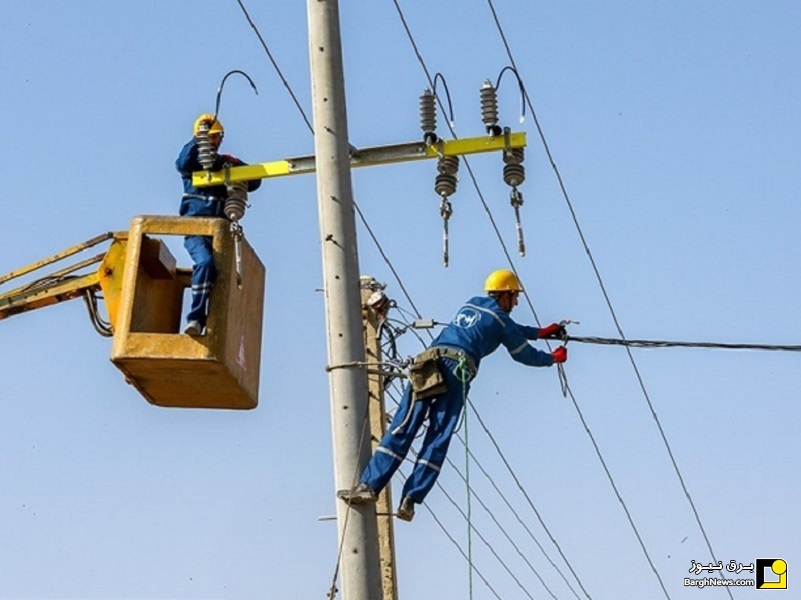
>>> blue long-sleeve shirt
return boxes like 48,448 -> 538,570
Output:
432,295 -> 554,368
176,138 -> 262,218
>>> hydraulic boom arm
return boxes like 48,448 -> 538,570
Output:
0,232 -> 128,335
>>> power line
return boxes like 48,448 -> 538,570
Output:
445,452 -> 568,600
396,466 -> 505,600
234,0 -> 315,135
483,2 -> 729,598
469,401 -> 595,600
353,199 -> 425,320
569,336 -> 801,352
457,439 -> 584,600
434,475 -> 540,600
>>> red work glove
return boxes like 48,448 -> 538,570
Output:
551,346 -> 567,364
538,322 -> 567,340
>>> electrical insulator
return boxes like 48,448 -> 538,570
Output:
503,148 -> 526,188
435,173 -> 457,198
502,147 -> 526,256
435,155 -> 458,198
503,147 -> 526,188
503,164 -> 526,188
437,154 -> 459,175
224,180 -> 249,288
196,120 -> 218,171
480,79 -> 502,137
224,181 -> 248,223
367,290 -> 390,319
420,88 -> 438,145
433,155 -> 459,267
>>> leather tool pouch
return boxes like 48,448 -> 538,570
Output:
409,356 -> 447,400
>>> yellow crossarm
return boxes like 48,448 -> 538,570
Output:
193,132 -> 527,187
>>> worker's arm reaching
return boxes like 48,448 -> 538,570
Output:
500,312 -> 566,367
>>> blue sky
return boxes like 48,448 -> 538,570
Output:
1,1 -> 799,598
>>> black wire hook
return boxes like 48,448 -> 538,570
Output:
494,65 -> 527,122
431,72 -> 455,127
211,69 -> 259,127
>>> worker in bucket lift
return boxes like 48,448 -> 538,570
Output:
176,113 -> 261,336
338,269 -> 568,522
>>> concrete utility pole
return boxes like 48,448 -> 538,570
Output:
306,2 -> 382,599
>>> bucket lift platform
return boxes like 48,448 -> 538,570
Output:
110,215 -> 265,410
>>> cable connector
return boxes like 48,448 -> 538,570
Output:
412,318 -> 435,329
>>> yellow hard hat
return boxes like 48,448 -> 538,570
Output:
484,269 -> 522,292
193,113 -> 224,136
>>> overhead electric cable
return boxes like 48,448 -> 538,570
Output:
469,400 -> 596,600
353,200 -> 425,320
484,2 -> 729,598
570,336 -> 801,352
444,454 -> 566,600
403,443 -> 545,600
434,477 -> 539,600
413,485 -> 505,599
235,0 -> 315,135
456,439 -> 583,600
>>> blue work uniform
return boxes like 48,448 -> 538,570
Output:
361,295 -> 555,503
175,138 -> 262,328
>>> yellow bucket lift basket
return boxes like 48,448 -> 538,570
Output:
110,215 -> 265,410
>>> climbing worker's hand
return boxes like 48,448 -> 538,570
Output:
551,346 -> 567,364
538,323 -> 567,340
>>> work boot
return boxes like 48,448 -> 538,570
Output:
337,482 -> 377,505
183,321 -> 203,336
396,496 -> 416,522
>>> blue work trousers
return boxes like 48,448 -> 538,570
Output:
361,357 -> 471,503
184,235 -> 217,328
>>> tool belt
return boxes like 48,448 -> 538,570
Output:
408,346 -> 476,400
